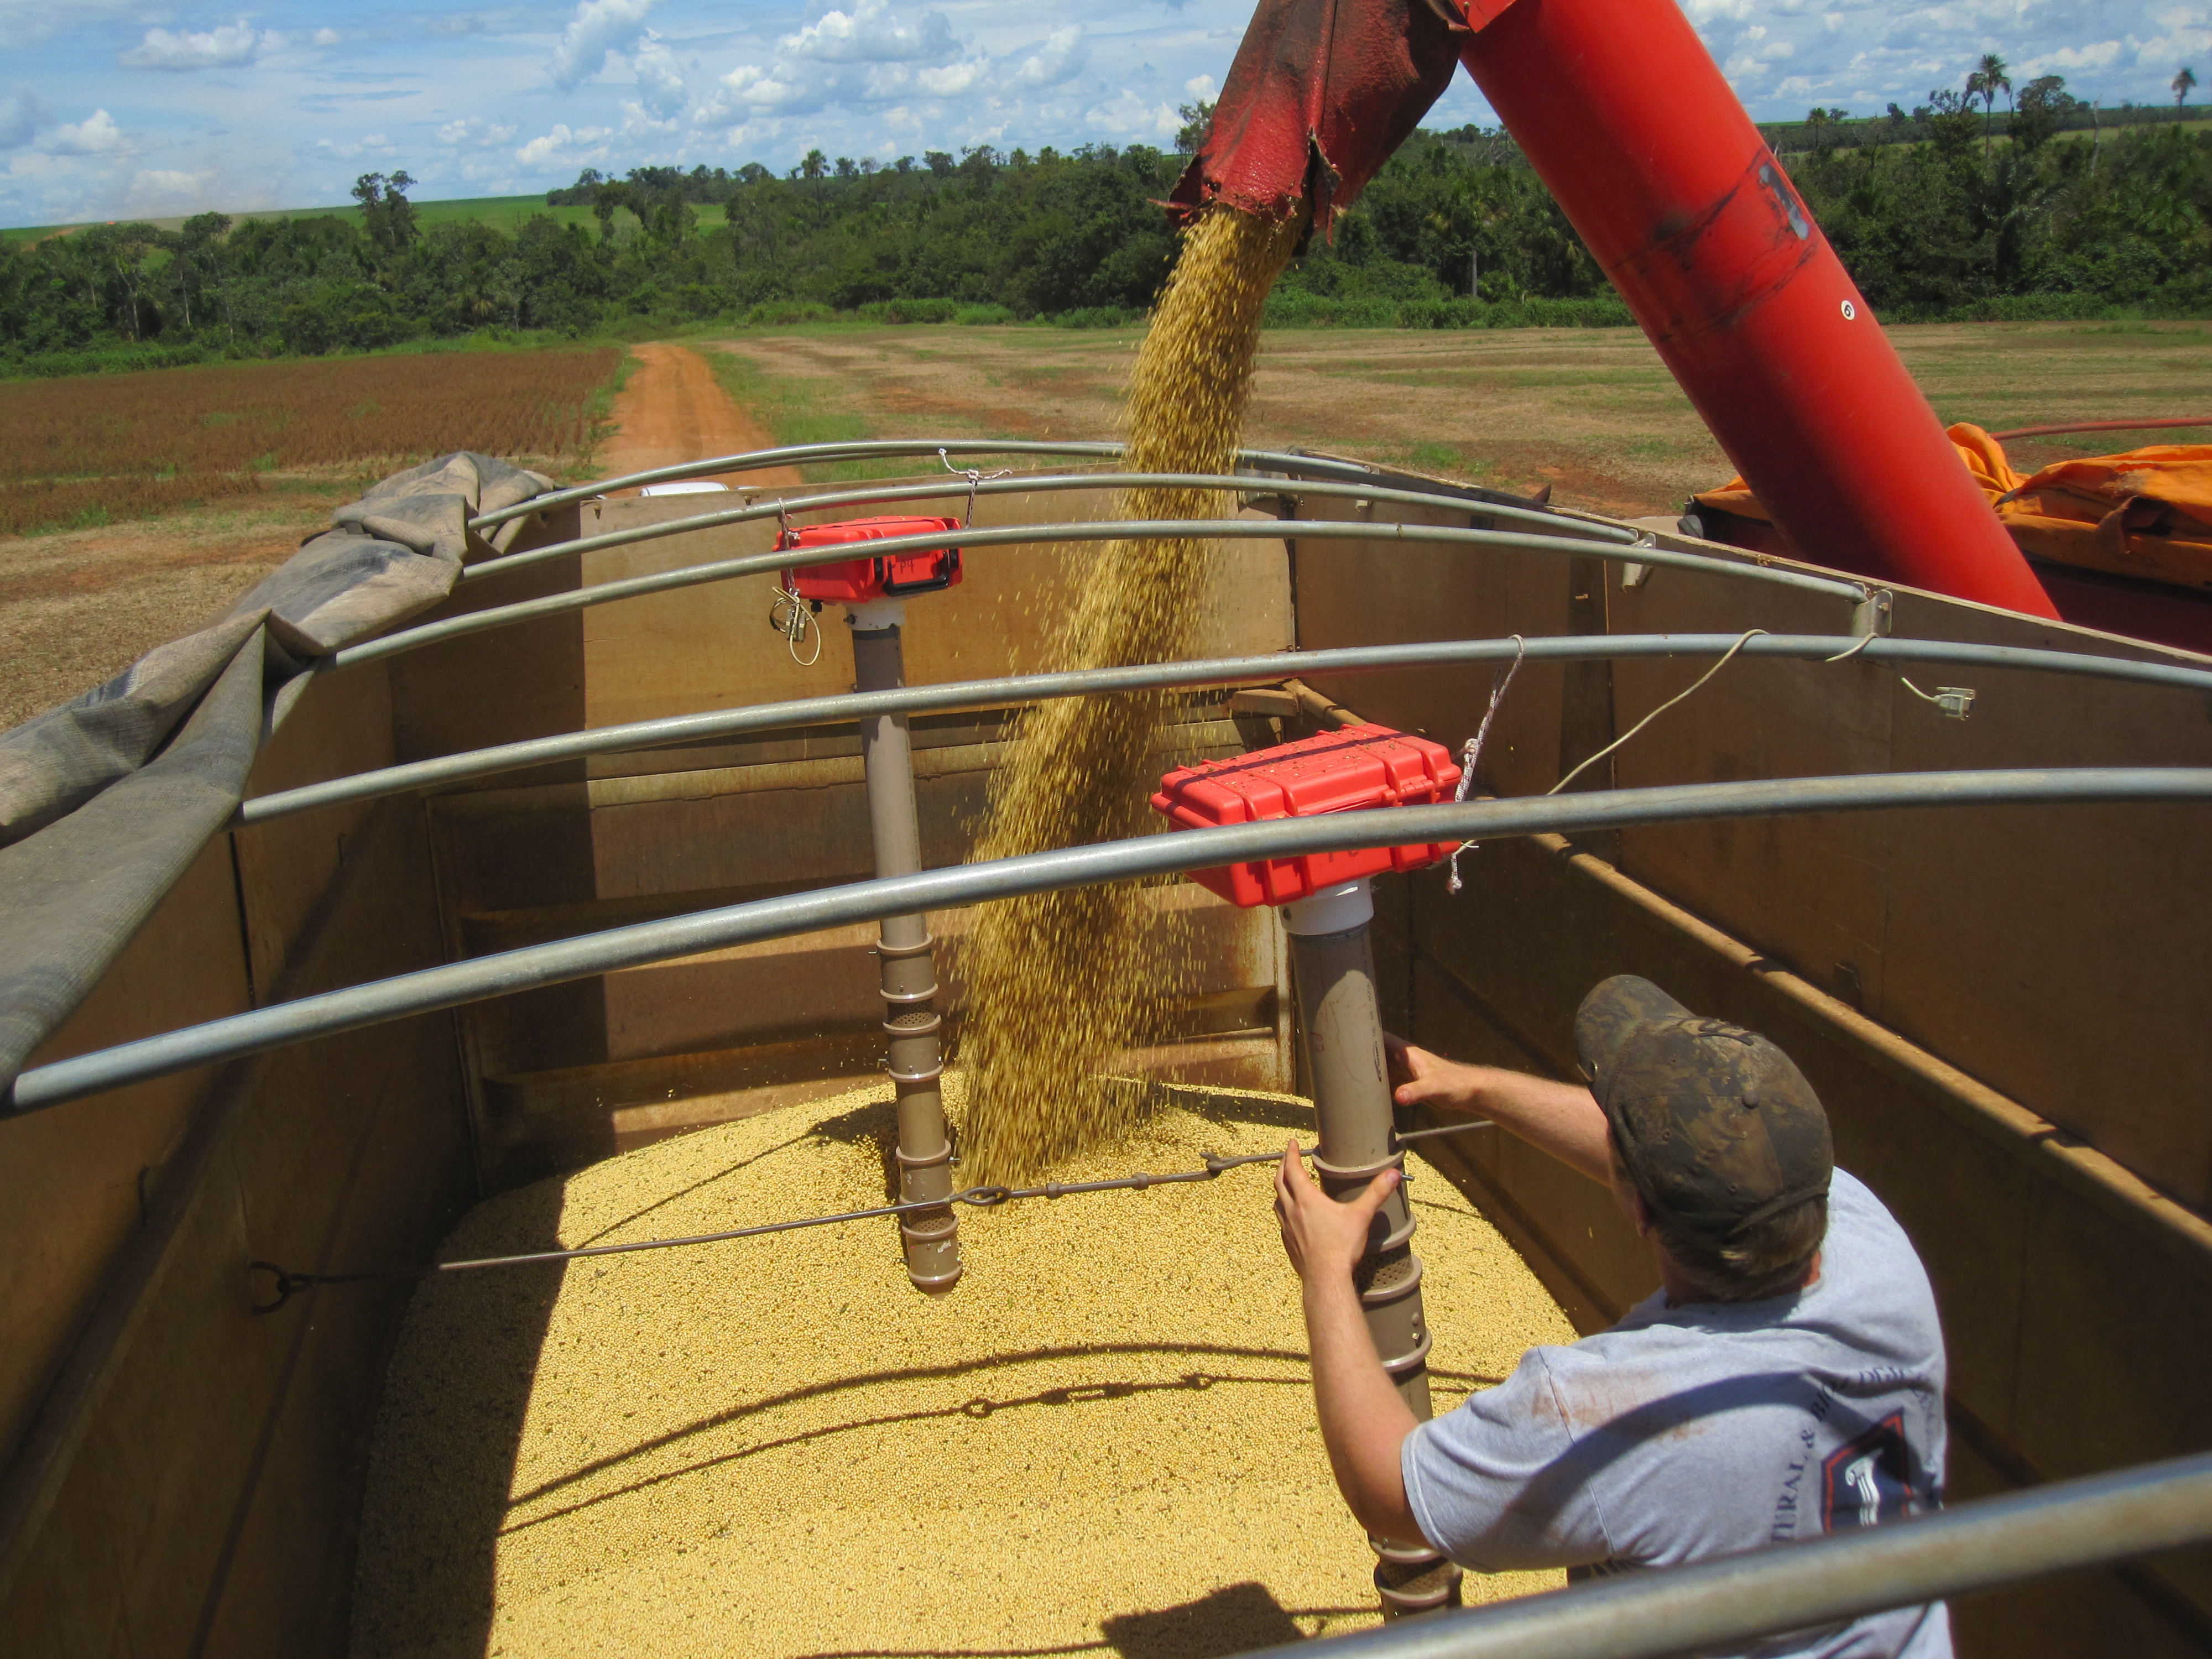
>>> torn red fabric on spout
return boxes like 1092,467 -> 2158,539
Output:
1167,0 -> 1474,237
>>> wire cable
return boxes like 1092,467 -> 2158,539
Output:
244,1120 -> 1495,1312
1446,635 -> 1526,894
1550,629 -> 1767,797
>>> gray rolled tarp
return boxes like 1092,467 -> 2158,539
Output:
0,451 -> 551,1091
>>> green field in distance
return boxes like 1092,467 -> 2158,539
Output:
1,192 -> 731,244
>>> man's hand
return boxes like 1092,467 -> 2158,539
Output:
1385,1033 -> 1616,1186
1386,1034 -> 1489,1118
1275,1138 -> 1430,1549
1275,1140 -> 1399,1285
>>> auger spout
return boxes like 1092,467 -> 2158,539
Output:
1175,0 -> 2058,617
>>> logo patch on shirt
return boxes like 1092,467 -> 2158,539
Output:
1820,1412 -> 1912,1531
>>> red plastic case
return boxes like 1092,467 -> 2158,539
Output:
1151,723 -> 1463,907
780,515 -> 964,603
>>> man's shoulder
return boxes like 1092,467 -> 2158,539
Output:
1828,1167 -> 1892,1231
1822,1168 -> 1942,1321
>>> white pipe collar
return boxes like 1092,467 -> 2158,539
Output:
846,598 -> 907,632
1282,878 -> 1375,937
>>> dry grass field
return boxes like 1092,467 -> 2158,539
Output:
711,319 -> 2212,516
2,319 -> 2207,731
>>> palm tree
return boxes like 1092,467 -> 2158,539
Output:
2178,67 -> 2200,112
1971,53 -> 2011,155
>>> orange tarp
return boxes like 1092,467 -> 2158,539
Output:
1694,425 -> 2212,593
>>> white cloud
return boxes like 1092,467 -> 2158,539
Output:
2020,41 -> 2124,75
517,122 -> 613,166
782,0 -> 957,66
1667,0 -> 2212,118
1,86 -> 49,150
705,62 -> 803,117
10,0 -> 2200,210
2132,11 -> 2212,66
46,109 -> 125,154
128,168 -> 216,211
312,132 -> 395,160
1085,88 -> 1178,140
119,20 -> 270,71
1006,25 -> 1086,91
628,32 -> 691,118
550,0 -> 658,89
695,2 -> 1093,135
0,0 -> 143,48
915,58 -> 989,95
438,116 -> 518,146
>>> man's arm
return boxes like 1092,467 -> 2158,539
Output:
1274,1145 -> 1431,1548
1385,1035 -> 1614,1186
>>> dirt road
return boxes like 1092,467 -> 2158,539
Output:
598,343 -> 802,489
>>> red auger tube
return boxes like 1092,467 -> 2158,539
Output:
1455,0 -> 2056,614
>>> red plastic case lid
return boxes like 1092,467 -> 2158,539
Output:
1150,723 -> 1463,908
779,515 -> 964,603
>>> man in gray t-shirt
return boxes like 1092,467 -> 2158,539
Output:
1272,975 -> 1950,1657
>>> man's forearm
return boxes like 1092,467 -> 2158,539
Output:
1413,1064 -> 1612,1185
1469,1070 -> 1613,1184
1302,1273 -> 1426,1547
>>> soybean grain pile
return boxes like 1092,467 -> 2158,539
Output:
351,1080 -> 1570,1659
958,206 -> 1303,1184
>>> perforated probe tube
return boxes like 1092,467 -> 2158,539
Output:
1284,880 -> 1460,1617
851,621 -> 962,1292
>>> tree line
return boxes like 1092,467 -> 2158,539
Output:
1765,61 -> 2199,159
0,66 -> 2205,374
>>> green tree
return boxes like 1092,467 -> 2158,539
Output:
1175,98 -> 1215,154
166,212 -> 232,333
2178,66 -> 2199,111
590,180 -> 628,243
1927,86 -> 1981,158
2012,75 -> 2072,152
1968,54 -> 2010,156
350,170 -> 419,254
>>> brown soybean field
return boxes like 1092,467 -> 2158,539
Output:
0,346 -> 624,539
0,346 -> 624,727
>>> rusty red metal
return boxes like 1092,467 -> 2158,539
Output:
1178,0 -> 2059,617
1167,0 -> 1463,236
1451,0 -> 2056,615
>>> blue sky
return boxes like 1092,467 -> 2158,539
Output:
1,0 -> 2204,227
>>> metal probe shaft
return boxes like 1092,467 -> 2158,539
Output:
850,615 -> 963,1293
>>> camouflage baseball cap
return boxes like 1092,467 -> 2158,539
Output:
1574,975 -> 1833,1243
